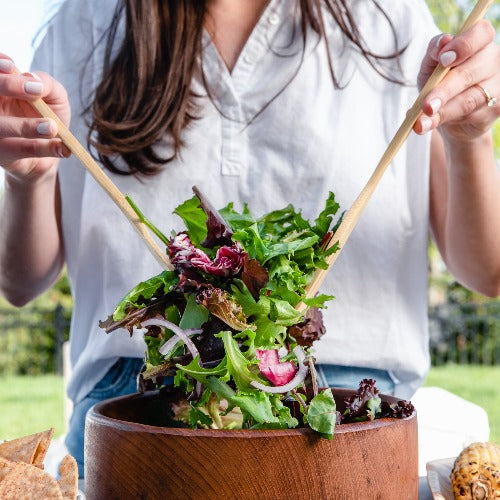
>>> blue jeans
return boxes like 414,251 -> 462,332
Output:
315,364 -> 396,396
65,357 -> 143,478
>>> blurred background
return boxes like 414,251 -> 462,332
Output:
0,0 -> 498,444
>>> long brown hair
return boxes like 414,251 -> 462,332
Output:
88,0 -> 405,176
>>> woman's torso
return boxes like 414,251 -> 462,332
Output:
31,0 -> 438,401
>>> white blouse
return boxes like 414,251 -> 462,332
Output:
31,0 -> 438,402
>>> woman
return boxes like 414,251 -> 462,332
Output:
0,0 -> 499,477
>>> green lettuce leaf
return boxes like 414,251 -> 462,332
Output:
253,316 -> 287,347
112,271 -> 178,321
366,397 -> 382,421
174,195 -> 207,247
221,331 -> 262,391
257,204 -> 310,237
230,280 -> 270,317
189,403 -> 213,428
307,388 -> 337,439
312,191 -> 340,238
302,294 -> 335,308
205,376 -> 236,402
231,225 -> 269,263
144,335 -> 164,366
231,391 -> 279,425
219,202 -> 256,231
179,294 -> 209,329
175,356 -> 227,386
173,369 -> 195,393
271,394 -> 299,428
231,392 -> 298,429
269,298 -> 304,326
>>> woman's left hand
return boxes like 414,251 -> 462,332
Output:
414,19 -> 499,143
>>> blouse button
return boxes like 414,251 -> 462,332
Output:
268,13 -> 279,25
243,53 -> 256,65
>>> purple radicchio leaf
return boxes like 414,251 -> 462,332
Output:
169,233 -> 244,278
192,185 -> 233,248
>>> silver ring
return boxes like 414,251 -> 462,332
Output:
476,84 -> 497,107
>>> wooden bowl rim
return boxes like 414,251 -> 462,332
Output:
87,389 -> 416,439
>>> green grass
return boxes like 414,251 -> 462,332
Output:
0,375 -> 65,439
0,366 -> 498,443
424,365 -> 500,443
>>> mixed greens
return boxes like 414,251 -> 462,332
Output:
100,187 -> 414,438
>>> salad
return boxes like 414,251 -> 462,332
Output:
100,187 -> 413,438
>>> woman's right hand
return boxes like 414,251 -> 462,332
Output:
0,54 -> 71,183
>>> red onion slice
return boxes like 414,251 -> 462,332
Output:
157,330 -> 201,357
278,346 -> 288,358
141,318 -> 201,360
250,346 -> 308,394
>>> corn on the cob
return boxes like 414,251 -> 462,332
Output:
450,441 -> 500,499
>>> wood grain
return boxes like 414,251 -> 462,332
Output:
85,389 -> 418,500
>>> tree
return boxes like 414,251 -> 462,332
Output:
426,0 -> 499,33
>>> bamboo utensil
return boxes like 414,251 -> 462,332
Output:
299,0 -> 494,310
25,94 -> 173,270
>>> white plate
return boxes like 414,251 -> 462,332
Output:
426,457 -> 456,500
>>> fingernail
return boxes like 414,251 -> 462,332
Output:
0,59 -> 14,72
55,145 -> 65,158
25,71 -> 41,81
429,98 -> 442,115
37,121 -> 53,136
24,81 -> 44,95
435,34 -> 447,49
440,51 -> 456,67
420,116 -> 433,134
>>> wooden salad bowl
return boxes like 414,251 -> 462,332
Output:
85,388 -> 418,500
